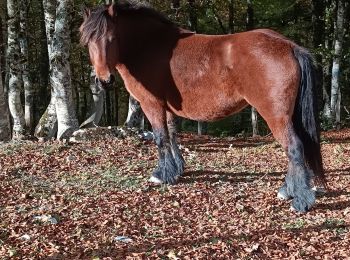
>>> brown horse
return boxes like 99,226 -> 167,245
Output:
80,0 -> 326,212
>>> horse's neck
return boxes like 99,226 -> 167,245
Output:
117,15 -> 179,62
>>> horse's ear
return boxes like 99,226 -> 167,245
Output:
107,4 -> 117,17
83,7 -> 91,20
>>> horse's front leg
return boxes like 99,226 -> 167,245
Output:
142,104 -> 178,184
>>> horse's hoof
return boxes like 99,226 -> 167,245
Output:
278,192 -> 290,200
149,175 -> 163,184
277,184 -> 292,200
150,167 -> 178,185
290,191 -> 315,213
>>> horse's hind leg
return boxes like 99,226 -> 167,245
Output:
285,127 -> 315,212
166,111 -> 185,176
141,102 -> 179,184
266,118 -> 315,212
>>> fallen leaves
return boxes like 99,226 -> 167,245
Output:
0,128 -> 350,258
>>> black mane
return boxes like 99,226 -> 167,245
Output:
80,0 -> 174,45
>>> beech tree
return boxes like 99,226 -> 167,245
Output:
125,96 -> 144,129
35,0 -> 79,139
80,69 -> 105,128
35,0 -> 57,138
7,0 -> 25,139
51,0 -> 79,139
330,0 -> 346,128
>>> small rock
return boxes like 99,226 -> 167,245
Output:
245,243 -> 260,253
236,203 -> 245,212
33,215 -> 58,224
114,236 -> 133,243
20,234 -> 31,241
66,155 -> 76,162
139,131 -> 154,140
167,250 -> 179,260
9,249 -> 17,257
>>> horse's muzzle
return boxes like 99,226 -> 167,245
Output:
95,74 -> 115,90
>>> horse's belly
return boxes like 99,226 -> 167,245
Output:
168,93 -> 248,121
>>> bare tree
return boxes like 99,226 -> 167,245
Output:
35,0 -> 57,139
330,0 -> 346,128
51,0 -> 79,139
80,69 -> 106,128
7,0 -> 25,139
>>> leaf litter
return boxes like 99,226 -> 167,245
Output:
0,128 -> 350,258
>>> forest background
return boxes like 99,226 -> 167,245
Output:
1,1 -> 350,258
0,0 -> 349,141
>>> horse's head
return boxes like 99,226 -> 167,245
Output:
80,5 -> 118,89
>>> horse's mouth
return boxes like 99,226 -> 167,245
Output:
95,76 -> 115,91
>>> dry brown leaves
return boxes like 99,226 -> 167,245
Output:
0,129 -> 349,259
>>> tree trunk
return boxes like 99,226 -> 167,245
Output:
246,0 -> 259,136
7,0 -> 25,139
188,0 -> 197,32
51,0 -> 79,139
34,98 -> 58,139
0,56 -> 11,141
198,121 -> 208,136
251,107 -> 259,136
80,69 -> 106,128
35,0 -> 57,139
330,0 -> 345,128
19,0 -> 34,133
322,0 -> 334,121
125,95 -> 144,129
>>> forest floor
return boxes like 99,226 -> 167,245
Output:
1,128 -> 350,259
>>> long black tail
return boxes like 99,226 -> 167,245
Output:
292,47 -> 326,187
